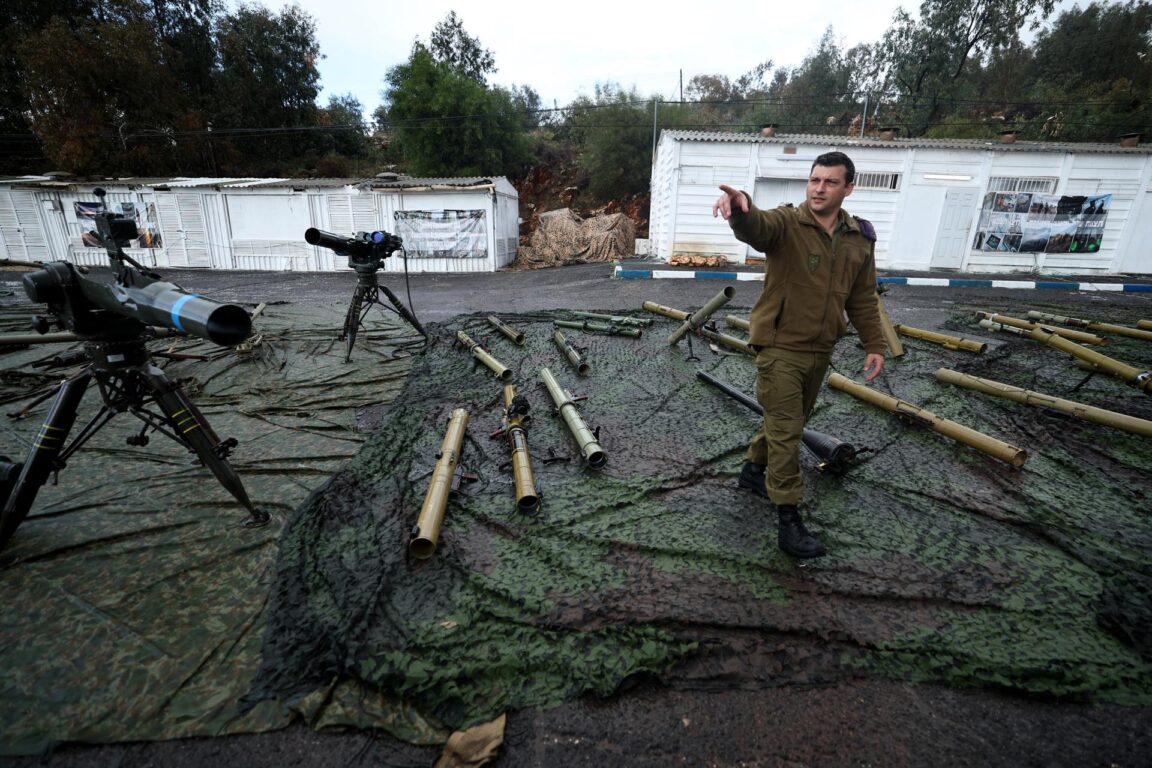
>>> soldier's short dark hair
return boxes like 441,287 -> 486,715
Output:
812,151 -> 855,185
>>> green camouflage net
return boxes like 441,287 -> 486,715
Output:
248,300 -> 1152,738
0,295 -> 422,756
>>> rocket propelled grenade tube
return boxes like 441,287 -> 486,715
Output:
486,315 -> 526,345
552,319 -> 642,338
724,314 -> 751,332
539,367 -> 606,468
876,295 -> 904,358
495,384 -> 541,514
934,368 -> 1152,438
642,301 -> 690,321
827,372 -> 1028,468
975,311 -> 1107,346
668,286 -> 735,344
410,408 -> 470,559
1025,310 -> 1152,342
456,330 -> 513,381
695,370 -> 859,474
571,311 -> 653,327
893,324 -> 987,353
978,319 -> 1152,394
1138,320 -> 1152,331
553,329 -> 590,375
697,325 -> 755,356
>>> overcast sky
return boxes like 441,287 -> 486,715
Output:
253,0 -> 1076,117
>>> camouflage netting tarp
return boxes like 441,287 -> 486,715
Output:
0,293 -> 419,756
248,300 -> 1152,740
518,209 -> 636,269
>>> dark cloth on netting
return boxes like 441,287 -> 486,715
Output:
248,306 -> 1152,736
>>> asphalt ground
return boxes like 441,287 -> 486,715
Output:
3,260 -> 1151,768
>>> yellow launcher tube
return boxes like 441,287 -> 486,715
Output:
827,372 -> 1028,467
643,301 -> 689,321
553,330 -> 590,376
539,367 -> 607,468
876,298 -> 905,358
934,368 -> 1152,438
668,286 -> 736,344
410,408 -> 470,559
487,315 -> 526,345
456,330 -> 513,381
502,385 -> 540,514
1138,320 -> 1152,331
894,324 -> 987,353
975,312 -> 1107,345
1026,310 -> 1152,342
724,314 -> 751,332
979,320 -> 1152,394
697,326 -> 755,356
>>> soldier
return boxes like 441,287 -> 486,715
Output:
712,151 -> 885,558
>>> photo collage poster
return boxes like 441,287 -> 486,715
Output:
972,192 -> 1110,254
393,209 -> 487,259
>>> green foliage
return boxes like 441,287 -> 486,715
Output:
427,10 -> 496,84
213,2 -> 323,165
563,85 -> 656,203
381,47 -> 531,177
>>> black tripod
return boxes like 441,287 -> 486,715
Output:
0,325 -> 269,550
339,265 -> 427,363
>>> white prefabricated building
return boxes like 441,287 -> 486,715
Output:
0,175 -> 520,273
650,130 -> 1152,275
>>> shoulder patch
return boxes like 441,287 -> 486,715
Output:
855,216 -> 877,242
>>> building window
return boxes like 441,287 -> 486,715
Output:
987,176 -> 1058,194
855,172 -> 901,190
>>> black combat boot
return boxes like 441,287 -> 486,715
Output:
777,505 -> 826,558
737,461 -> 768,498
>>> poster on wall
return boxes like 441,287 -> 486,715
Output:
393,210 -> 487,259
73,200 -> 162,249
972,192 -> 1110,254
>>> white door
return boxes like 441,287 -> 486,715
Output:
930,188 -> 979,270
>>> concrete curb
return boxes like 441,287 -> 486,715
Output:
612,265 -> 1152,292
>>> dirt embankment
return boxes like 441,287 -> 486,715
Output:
511,164 -> 649,247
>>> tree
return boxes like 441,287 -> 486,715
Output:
869,0 -> 1057,136
428,10 -> 495,84
16,3 -> 202,175
1032,1 -> 1152,93
772,27 -> 861,133
380,46 -> 530,176
213,2 -> 323,171
318,94 -> 370,158
565,84 -> 655,203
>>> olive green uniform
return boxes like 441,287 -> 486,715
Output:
728,197 -> 885,505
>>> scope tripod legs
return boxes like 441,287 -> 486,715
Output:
0,359 -> 269,552
339,273 -> 427,363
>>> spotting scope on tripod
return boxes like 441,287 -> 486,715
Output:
304,227 -> 426,362
0,188 -> 268,552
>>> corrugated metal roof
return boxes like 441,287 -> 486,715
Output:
368,176 -> 496,189
0,175 -> 502,191
661,130 -> 1152,155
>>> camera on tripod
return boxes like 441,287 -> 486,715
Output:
304,227 -> 403,270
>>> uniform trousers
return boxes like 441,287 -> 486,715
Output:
744,346 -> 832,506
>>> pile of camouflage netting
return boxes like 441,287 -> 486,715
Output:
247,298 -> 1152,741
1,284 -> 1150,756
